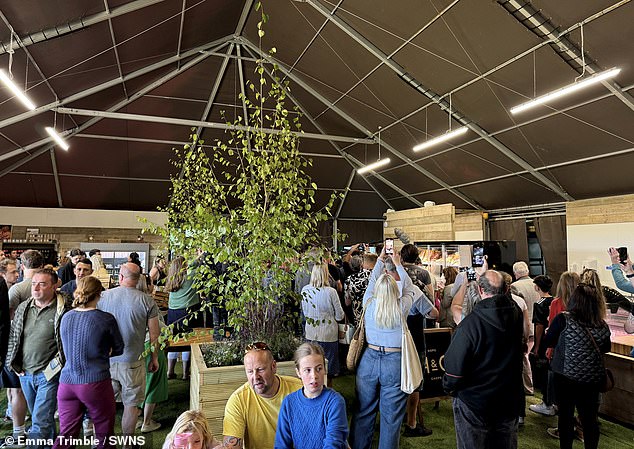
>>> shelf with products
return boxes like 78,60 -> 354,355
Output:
0,241 -> 59,265
80,242 -> 150,280
414,241 -> 516,273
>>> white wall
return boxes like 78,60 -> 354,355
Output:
567,222 -> 634,289
0,206 -> 167,229
455,230 -> 484,241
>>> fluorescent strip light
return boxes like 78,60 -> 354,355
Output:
412,126 -> 468,152
510,67 -> 621,114
45,127 -> 70,150
0,69 -> 36,110
357,158 -> 390,174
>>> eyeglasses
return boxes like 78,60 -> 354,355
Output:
245,341 -> 271,353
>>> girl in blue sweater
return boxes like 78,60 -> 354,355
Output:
274,342 -> 348,449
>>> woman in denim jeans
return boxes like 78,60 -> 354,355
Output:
349,249 -> 417,449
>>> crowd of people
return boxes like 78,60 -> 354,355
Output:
0,241 -> 631,449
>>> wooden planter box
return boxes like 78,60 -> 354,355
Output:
190,343 -> 297,436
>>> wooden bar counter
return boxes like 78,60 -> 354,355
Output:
600,352 -> 634,425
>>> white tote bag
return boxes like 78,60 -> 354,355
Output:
338,321 -> 356,345
400,311 -> 423,394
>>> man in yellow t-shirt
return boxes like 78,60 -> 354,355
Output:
221,343 -> 302,449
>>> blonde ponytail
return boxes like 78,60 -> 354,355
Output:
373,274 -> 401,329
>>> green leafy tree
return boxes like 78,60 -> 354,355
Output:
146,1 -> 339,348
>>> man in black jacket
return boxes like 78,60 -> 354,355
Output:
56,248 -> 84,286
443,270 -> 524,449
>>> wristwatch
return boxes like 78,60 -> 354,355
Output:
626,273 -> 634,278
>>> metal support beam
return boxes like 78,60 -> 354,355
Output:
241,43 -> 405,210
0,35 -> 233,131
378,1 -> 630,136
173,0 -> 253,193
332,218 -> 338,251
234,0 -> 255,38
54,107 -> 375,145
0,12 -> 61,104
236,45 -> 252,150
312,0 -> 460,121
0,44 -> 217,172
75,133 -> 345,159
498,0 -> 634,112
10,171 -> 368,194
382,83 -> 634,174
0,147 -> 50,178
388,145 -> 634,201
337,218 -> 386,222
240,38 -> 472,208
175,0 -> 187,69
102,0 -> 128,99
335,169 -> 357,219
305,0 -> 571,204
0,0 -> 168,55
194,43 -> 235,139
174,46 -> 236,203
49,149 -> 63,207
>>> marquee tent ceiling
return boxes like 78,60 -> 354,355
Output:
0,0 -> 633,219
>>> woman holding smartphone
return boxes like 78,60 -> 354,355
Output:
349,245 -> 419,449
275,343 -> 348,449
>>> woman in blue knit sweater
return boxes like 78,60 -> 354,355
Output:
274,342 -> 348,449
54,276 -> 124,449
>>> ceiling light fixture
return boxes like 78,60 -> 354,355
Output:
413,93 -> 468,152
357,126 -> 390,174
357,158 -> 391,174
0,69 -> 36,110
510,67 -> 621,114
45,127 -> 70,150
413,126 -> 468,152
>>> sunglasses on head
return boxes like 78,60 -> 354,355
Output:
245,341 -> 271,353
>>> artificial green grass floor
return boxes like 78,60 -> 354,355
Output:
1,369 -> 633,448
333,376 -> 634,449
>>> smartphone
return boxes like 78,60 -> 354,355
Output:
618,247 -> 628,264
358,244 -> 365,252
385,238 -> 394,256
466,267 -> 477,282
472,244 -> 484,267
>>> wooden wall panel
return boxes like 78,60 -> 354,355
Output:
384,204 -> 455,243
454,212 -> 484,233
567,194 -> 634,225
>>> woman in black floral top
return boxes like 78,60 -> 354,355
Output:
344,254 -> 377,325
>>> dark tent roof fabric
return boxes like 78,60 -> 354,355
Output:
0,0 -> 633,218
